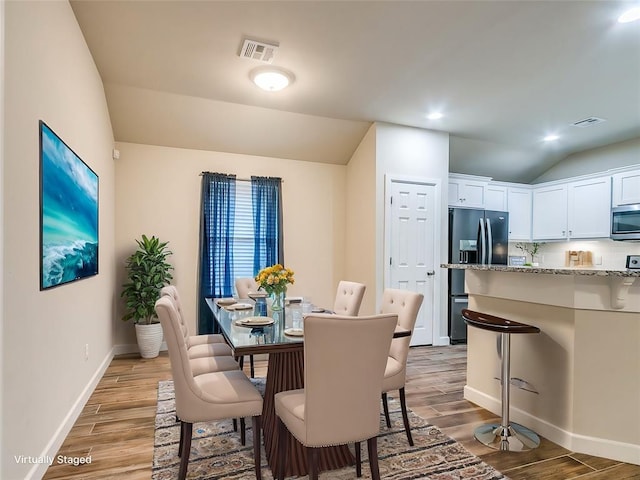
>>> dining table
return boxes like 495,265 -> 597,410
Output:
205,297 -> 410,477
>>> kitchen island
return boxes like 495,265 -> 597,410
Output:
441,264 -> 640,465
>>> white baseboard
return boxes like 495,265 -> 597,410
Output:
464,385 -> 640,466
434,336 -> 451,346
571,432 -> 640,466
27,348 -> 114,480
112,342 -> 168,356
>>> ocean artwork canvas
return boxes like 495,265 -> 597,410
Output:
40,121 -> 98,290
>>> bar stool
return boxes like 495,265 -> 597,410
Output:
462,308 -> 541,452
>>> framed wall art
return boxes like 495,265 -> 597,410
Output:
39,121 -> 98,290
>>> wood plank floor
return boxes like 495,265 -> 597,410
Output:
43,345 -> 640,479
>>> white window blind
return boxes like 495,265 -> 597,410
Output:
232,181 -> 255,289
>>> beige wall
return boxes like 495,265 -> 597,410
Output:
534,137 -> 640,183
573,309 -> 640,444
0,1 -> 5,476
345,125 -> 377,314
375,123 -> 450,343
114,142 -> 346,347
3,2 -> 115,479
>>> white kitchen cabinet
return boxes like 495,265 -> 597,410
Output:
532,184 -> 568,240
567,176 -> 612,238
485,184 -> 508,211
507,187 -> 532,241
612,169 -> 640,206
448,178 -> 487,208
533,177 -> 612,241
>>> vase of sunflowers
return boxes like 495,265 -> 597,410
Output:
255,264 -> 295,312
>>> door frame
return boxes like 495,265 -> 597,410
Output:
383,174 -> 444,346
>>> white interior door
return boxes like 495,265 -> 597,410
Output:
388,180 -> 436,345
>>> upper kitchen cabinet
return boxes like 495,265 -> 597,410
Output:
507,187 -> 532,241
532,184 -> 568,240
485,184 -> 508,211
567,176 -> 611,239
612,168 -> 640,206
532,176 -> 612,241
448,174 -> 491,208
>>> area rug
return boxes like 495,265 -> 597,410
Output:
153,380 -> 508,479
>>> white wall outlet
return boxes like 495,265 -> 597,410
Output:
85,344 -> 89,361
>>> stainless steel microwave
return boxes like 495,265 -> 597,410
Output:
611,204 -> 640,241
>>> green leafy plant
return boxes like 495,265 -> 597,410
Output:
121,235 -> 173,325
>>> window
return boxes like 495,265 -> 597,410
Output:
231,181 -> 255,285
197,173 -> 283,333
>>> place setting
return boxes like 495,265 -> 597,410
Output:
283,327 -> 304,337
234,316 -> 275,327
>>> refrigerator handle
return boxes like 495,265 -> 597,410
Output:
478,218 -> 486,264
486,218 -> 493,265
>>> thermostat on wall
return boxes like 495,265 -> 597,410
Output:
626,255 -> 640,270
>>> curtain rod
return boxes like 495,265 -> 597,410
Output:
199,172 -> 283,183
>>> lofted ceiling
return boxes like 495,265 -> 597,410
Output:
70,0 -> 640,183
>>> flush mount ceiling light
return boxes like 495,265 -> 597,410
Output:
618,6 -> 640,23
427,112 -> 444,120
543,134 -> 560,142
250,67 -> 294,92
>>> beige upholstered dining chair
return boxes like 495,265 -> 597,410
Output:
332,280 -> 366,315
380,288 -> 424,446
155,296 -> 264,480
235,277 -> 259,299
160,286 -> 234,360
274,313 -> 397,480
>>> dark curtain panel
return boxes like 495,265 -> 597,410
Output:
197,173 -> 236,334
251,176 -> 284,272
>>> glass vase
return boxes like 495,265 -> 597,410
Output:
270,289 -> 286,312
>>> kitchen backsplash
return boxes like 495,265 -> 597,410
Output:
508,240 -> 640,269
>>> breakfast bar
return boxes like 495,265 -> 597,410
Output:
441,264 -> 640,465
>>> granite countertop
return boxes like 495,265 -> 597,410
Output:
440,263 -> 640,277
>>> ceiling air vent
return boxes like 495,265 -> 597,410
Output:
571,117 -> 607,128
239,38 -> 278,63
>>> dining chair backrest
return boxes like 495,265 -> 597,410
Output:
235,277 -> 258,299
155,296 -> 199,417
332,280 -> 366,316
303,313 -> 397,446
380,289 -> 424,367
160,285 -> 192,342
160,285 -> 183,315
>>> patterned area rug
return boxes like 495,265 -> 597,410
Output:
153,380 -> 507,480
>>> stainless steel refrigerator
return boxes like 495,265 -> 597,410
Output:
448,208 -> 509,343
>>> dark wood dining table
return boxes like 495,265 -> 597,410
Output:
205,298 -> 409,477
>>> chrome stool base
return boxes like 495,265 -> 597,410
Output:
474,422 -> 540,451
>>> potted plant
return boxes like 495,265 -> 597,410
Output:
121,235 -> 173,358
515,242 -> 545,266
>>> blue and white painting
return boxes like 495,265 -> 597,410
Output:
40,121 -> 98,289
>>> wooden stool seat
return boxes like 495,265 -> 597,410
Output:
462,309 -> 540,335
462,309 -> 540,452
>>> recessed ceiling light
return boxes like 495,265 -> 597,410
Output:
250,66 -> 294,92
618,6 -> 640,23
427,112 -> 444,120
543,134 -> 560,142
